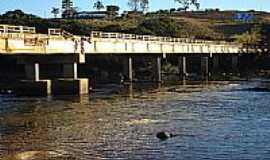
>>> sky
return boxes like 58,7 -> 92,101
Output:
0,0 -> 269,18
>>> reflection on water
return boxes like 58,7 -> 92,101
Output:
1,81 -> 270,159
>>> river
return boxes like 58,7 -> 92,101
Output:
1,81 -> 270,160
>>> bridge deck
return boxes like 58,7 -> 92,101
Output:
0,24 -> 242,55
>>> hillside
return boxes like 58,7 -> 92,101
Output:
0,10 -> 269,44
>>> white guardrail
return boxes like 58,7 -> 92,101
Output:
0,24 -> 240,47
0,24 -> 36,34
0,24 -> 238,45
90,31 -> 235,45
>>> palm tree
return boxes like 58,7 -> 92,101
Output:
51,7 -> 60,18
93,0 -> 105,10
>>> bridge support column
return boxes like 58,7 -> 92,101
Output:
19,63 -> 52,96
123,56 -> 133,82
128,57 -> 133,82
212,55 -> 219,73
201,56 -> 209,80
25,63 -> 40,81
58,62 -> 88,95
157,56 -> 162,82
178,56 -> 187,80
63,62 -> 78,79
232,55 -> 239,72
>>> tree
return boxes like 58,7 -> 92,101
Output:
93,0 -> 105,10
128,0 -> 150,12
235,27 -> 262,45
174,0 -> 200,11
62,7 -> 78,18
1,9 -> 39,19
140,0 -> 149,12
235,26 -> 262,53
128,0 -> 140,11
106,5 -> 120,16
51,7 -> 60,18
62,0 -> 77,18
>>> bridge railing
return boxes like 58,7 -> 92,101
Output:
0,32 -> 66,41
91,31 -> 233,45
48,28 -> 74,38
0,24 -> 36,34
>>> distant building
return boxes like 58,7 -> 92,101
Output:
62,0 -> 77,18
62,3 -> 120,19
73,11 -> 108,19
234,12 -> 255,22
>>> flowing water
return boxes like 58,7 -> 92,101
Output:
1,81 -> 270,160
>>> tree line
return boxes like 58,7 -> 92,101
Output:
51,0 -> 200,18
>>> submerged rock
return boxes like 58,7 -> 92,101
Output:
156,131 -> 174,141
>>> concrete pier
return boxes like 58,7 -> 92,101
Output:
63,63 -> 78,79
157,56 -> 162,82
232,55 -> 239,72
16,80 -> 52,96
14,55 -> 89,96
122,56 -> 133,82
212,56 -> 219,73
201,56 -> 209,80
128,57 -> 133,82
52,79 -> 89,95
25,63 -> 40,81
178,56 -> 187,80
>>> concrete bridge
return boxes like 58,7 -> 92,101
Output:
0,24 -> 241,55
0,24 -> 257,96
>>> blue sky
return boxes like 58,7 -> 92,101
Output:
0,0 -> 269,18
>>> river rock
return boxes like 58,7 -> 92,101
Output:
156,131 -> 173,140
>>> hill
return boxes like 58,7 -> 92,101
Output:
0,9 -> 269,45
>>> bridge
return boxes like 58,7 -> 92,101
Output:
0,24 -> 259,96
0,24 -> 241,55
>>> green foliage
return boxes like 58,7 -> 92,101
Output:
174,0 -> 200,11
162,63 -> 178,74
0,9 -> 268,45
51,8 -> 60,18
235,26 -> 262,45
93,0 -> 105,10
128,0 -> 149,12
135,17 -> 221,40
140,0 -> 149,12
135,18 -> 180,37
60,20 -> 93,35
0,9 -> 39,19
